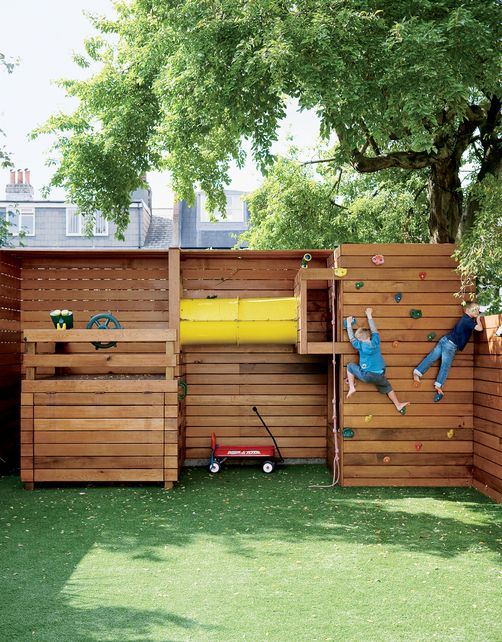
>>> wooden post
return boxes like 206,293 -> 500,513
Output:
24,341 -> 36,380
168,248 -> 181,351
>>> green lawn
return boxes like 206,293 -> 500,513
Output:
0,466 -> 501,642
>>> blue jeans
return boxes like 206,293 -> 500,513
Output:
414,336 -> 457,388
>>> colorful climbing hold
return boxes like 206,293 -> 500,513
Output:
343,317 -> 357,329
342,428 -> 355,438
392,340 -> 399,349
394,292 -> 402,303
355,281 -> 364,289
383,456 -> 391,464
399,406 -> 407,416
447,429 -> 455,439
427,332 -> 437,342
364,414 -> 373,423
334,268 -> 348,277
419,272 -> 427,280
410,309 -> 422,319
415,442 -> 423,451
434,391 -> 444,403
371,254 -> 385,265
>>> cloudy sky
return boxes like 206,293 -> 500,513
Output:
0,0 -> 319,208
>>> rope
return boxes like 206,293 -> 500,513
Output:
310,271 -> 341,488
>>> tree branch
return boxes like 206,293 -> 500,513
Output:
351,149 -> 432,172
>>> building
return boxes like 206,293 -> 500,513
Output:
0,168 -> 172,249
174,189 -> 250,248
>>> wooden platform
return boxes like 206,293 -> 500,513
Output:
20,329 -> 180,487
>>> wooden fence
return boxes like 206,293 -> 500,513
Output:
473,314 -> 502,502
0,246 -> 500,500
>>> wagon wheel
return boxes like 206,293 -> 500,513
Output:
86,312 -> 122,350
262,461 -> 275,474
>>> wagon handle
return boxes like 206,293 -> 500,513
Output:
252,406 -> 284,463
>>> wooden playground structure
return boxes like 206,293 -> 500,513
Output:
0,244 -> 500,501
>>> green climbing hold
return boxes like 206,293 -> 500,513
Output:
427,332 -> 437,341
399,406 -> 407,415
409,309 -> 422,319
342,428 -> 355,438
355,281 -> 364,289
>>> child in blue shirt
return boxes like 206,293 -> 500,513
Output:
346,308 -> 409,413
413,302 -> 482,400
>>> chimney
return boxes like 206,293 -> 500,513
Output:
5,167 -> 34,201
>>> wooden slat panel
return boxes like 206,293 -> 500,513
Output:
473,314 -> 502,502
336,243 -> 473,489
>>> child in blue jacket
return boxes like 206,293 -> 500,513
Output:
346,308 -> 409,413
413,301 -> 482,400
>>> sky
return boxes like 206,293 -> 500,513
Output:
0,0 -> 320,209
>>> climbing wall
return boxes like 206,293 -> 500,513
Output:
335,244 -> 474,487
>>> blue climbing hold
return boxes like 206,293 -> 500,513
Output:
394,292 -> 402,303
433,391 -> 444,403
343,317 -> 357,330
342,428 -> 355,438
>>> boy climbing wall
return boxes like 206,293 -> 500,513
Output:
346,308 -> 409,414
413,301 -> 483,401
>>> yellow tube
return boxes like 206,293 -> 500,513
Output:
180,297 -> 297,345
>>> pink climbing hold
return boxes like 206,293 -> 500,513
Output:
415,442 -> 423,451
372,254 -> 385,266
419,272 -> 427,280
392,340 -> 399,348
383,456 -> 391,464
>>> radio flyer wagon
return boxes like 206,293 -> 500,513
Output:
209,406 -> 284,474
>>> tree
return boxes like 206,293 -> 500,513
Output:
38,0 -> 500,242
0,51 -> 17,170
240,153 -> 429,248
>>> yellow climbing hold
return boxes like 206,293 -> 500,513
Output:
447,429 -> 455,439
334,268 -> 348,277
364,414 -> 373,423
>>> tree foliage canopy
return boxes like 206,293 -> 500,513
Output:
38,0 -> 501,240
240,154 -> 429,248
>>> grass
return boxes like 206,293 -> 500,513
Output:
0,466 -> 501,642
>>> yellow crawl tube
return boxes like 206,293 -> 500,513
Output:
180,297 -> 297,345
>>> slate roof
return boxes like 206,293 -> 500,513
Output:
143,215 -> 173,248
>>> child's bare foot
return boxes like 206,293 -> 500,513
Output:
395,401 -> 410,412
346,387 -> 356,399
413,370 -> 421,386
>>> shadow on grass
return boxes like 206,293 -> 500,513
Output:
0,466 -> 500,641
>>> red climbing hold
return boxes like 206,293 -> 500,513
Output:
415,442 -> 423,451
419,272 -> 427,280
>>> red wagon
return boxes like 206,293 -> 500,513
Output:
209,406 -> 284,474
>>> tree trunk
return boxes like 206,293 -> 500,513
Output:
427,159 -> 462,242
